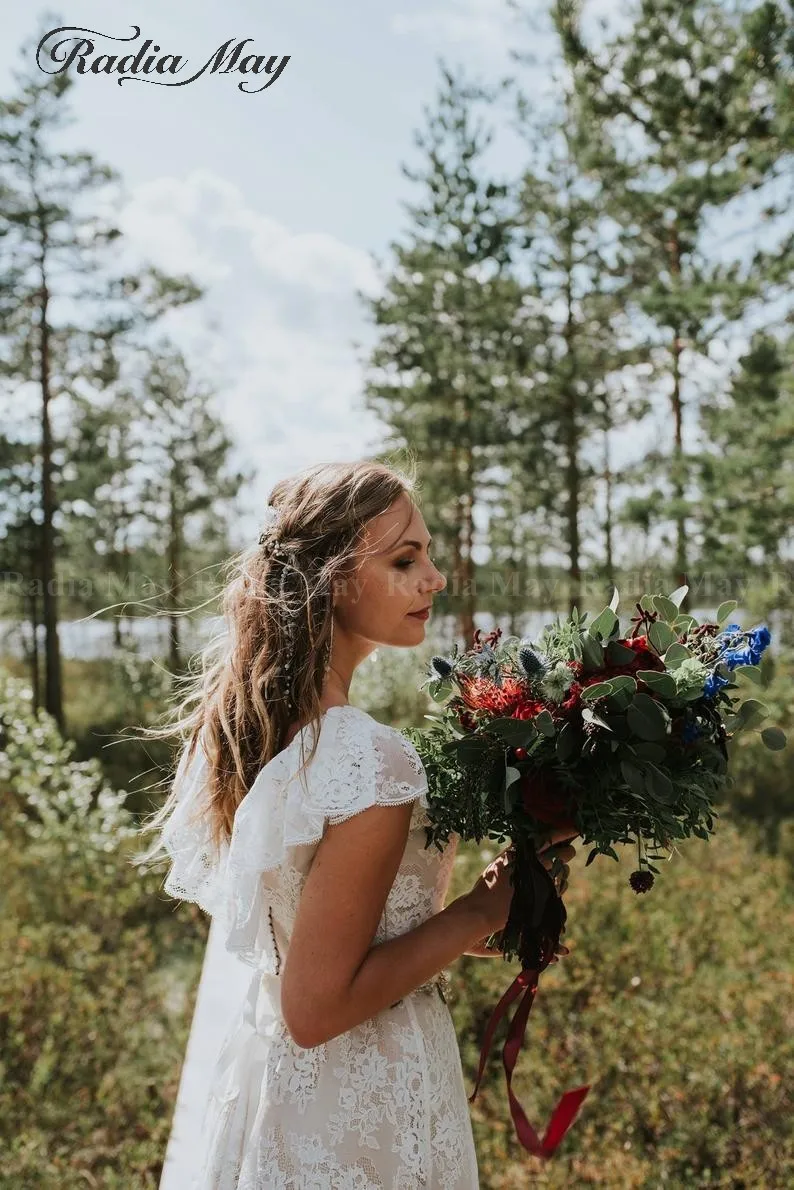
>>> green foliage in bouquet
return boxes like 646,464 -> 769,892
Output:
403,587 -> 787,904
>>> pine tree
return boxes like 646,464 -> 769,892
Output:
698,331 -> 794,591
553,0 -> 794,610
0,29 -> 202,726
361,64 -> 535,643
508,67 -> 652,612
136,343 -> 249,674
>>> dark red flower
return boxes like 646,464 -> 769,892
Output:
629,870 -> 655,894
578,636 -> 666,694
560,680 -> 584,713
616,636 -> 665,672
519,770 -> 578,831
458,709 -> 478,733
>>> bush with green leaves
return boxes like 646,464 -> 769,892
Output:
448,822 -> 794,1187
3,657 -> 793,1187
0,670 -> 206,1189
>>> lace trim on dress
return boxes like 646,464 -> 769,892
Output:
159,706 -> 431,970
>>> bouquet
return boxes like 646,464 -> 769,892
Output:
402,586 -> 786,1158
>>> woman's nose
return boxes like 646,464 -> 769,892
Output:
429,566 -> 447,593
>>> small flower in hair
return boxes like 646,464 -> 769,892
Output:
258,505 -> 280,547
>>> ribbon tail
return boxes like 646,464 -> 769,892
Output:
540,1084 -> 591,1156
468,970 -> 531,1104
502,976 -> 591,1158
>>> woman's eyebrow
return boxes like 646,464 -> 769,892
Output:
391,537 -> 432,551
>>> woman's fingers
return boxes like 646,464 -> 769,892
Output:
538,843 -> 576,871
537,833 -> 578,855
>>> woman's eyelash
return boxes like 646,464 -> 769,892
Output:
396,555 -> 435,569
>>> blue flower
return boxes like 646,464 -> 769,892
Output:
681,721 -> 701,743
703,672 -> 730,698
723,646 -> 755,670
749,625 -> 771,660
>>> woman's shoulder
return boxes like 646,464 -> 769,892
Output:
281,704 -> 425,786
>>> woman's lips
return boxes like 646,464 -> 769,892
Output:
408,608 -> 430,620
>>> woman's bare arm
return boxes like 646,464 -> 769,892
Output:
280,801 -> 489,1049
463,935 -> 504,957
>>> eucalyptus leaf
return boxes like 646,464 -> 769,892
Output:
668,585 -> 689,608
486,717 -> 538,747
664,642 -> 692,669
636,670 -> 677,698
505,764 -> 522,788
716,600 -> 738,624
590,607 -> 618,640
609,587 -> 620,613
581,632 -> 605,670
606,640 -> 638,666
761,726 -> 787,751
555,721 -> 578,762
735,665 -> 763,686
736,698 -> 770,729
533,709 -> 556,737
627,692 -> 668,741
649,621 -> 677,653
632,741 -> 667,764
581,682 -> 612,700
644,762 -> 676,804
621,759 -> 647,798
451,737 -> 492,762
651,595 -> 679,623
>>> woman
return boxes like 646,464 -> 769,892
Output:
137,459 -> 576,1189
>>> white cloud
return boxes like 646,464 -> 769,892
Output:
391,0 -> 518,59
117,169 -> 388,539
391,0 -> 630,63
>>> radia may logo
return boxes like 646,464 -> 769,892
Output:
36,24 -> 290,93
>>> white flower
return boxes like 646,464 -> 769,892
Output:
540,660 -> 574,704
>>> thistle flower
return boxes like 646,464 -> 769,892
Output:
629,870 -> 654,894
430,656 -> 454,679
519,645 -> 547,680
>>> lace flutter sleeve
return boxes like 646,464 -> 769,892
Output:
296,708 -> 429,827
159,735 -> 230,921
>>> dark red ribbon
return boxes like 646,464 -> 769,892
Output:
468,968 -> 591,1158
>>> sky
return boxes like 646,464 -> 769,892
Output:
0,1 -> 636,544
0,0 -> 783,564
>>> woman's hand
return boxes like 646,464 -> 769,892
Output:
536,829 -> 577,897
463,830 -> 577,959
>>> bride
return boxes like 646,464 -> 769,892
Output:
136,458 -> 576,1188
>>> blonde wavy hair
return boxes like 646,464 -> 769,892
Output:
134,457 -> 417,867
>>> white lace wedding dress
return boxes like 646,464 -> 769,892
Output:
160,704 -> 480,1189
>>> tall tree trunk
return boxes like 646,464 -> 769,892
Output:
167,475 -> 181,674
563,231 -> 581,618
603,423 -> 614,590
668,224 -> 689,613
38,249 -> 64,730
28,586 -> 41,710
460,443 -> 476,644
